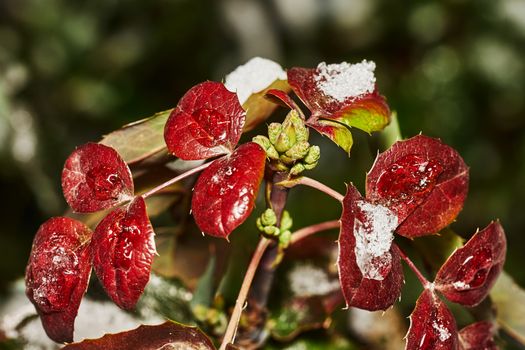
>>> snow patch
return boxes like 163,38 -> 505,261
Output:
354,201 -> 398,281
432,320 -> 451,341
452,280 -> 470,290
225,57 -> 287,105
314,60 -> 376,102
288,264 -> 339,297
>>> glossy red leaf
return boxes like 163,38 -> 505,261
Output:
62,143 -> 134,213
287,64 -> 390,134
458,322 -> 498,350
164,81 -> 246,160
366,135 -> 469,237
191,142 -> 266,239
435,221 -> 506,307
62,321 -> 215,350
337,184 -> 404,311
92,197 -> 156,310
25,217 -> 92,343
406,289 -> 459,350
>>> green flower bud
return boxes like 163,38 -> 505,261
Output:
274,162 -> 289,172
304,161 -> 318,170
290,162 -> 306,176
264,225 -> 280,236
274,132 -> 293,153
290,114 -> 309,143
280,210 -> 293,232
284,141 -> 310,160
304,145 -> 321,164
279,154 -> 295,165
256,217 -> 264,232
279,230 -> 292,249
252,135 -> 280,160
260,208 -> 277,227
280,111 -> 300,147
268,123 -> 282,145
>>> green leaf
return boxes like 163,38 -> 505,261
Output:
62,321 -> 214,349
307,119 -> 353,155
99,109 -> 172,164
331,95 -> 390,134
490,272 -> 525,345
191,254 -> 217,310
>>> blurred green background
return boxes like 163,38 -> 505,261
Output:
0,0 -> 524,295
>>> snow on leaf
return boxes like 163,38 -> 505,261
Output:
458,322 -> 498,350
62,143 -> 134,213
92,197 -> 156,310
435,221 -> 506,307
25,217 -> 92,343
287,61 -> 390,135
366,135 -> 469,238
164,81 -> 245,160
62,321 -> 215,350
224,57 -> 287,105
337,184 -> 403,311
191,142 -> 266,239
406,289 -> 459,350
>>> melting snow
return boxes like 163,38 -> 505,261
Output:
314,60 -> 376,102
224,57 -> 287,105
288,264 -> 339,297
354,201 -> 398,281
452,281 -> 470,290
432,320 -> 451,341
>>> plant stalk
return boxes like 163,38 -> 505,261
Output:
141,160 -> 214,199
292,176 -> 344,202
219,237 -> 270,350
291,220 -> 340,245
394,244 -> 431,289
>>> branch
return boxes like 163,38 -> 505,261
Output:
394,244 -> 431,289
280,176 -> 344,203
291,220 -> 340,245
141,160 -> 214,199
219,238 -> 271,350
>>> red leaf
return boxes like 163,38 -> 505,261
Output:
337,184 -> 404,311
287,64 -> 390,134
92,197 -> 156,309
435,221 -> 506,307
366,135 -> 469,237
458,322 -> 498,350
265,89 -> 304,115
62,321 -> 215,350
406,289 -> 459,350
62,143 -> 134,213
25,217 -> 92,343
191,142 -> 266,239
164,81 -> 246,160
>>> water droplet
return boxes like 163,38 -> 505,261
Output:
455,248 -> 492,289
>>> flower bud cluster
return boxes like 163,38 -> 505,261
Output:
253,110 -> 320,175
256,208 -> 293,248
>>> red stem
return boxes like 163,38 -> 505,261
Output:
394,244 -> 432,289
141,160 -> 214,199
294,176 -> 344,202
219,238 -> 270,350
291,220 -> 340,245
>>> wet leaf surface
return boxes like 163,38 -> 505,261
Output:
92,197 -> 156,309
99,109 -> 172,164
366,135 -> 469,237
25,217 -> 92,343
458,321 -> 497,350
164,81 -> 245,160
338,184 -> 403,311
61,321 -> 215,350
62,143 -> 134,213
191,142 -> 266,238
435,221 -> 506,307
406,289 -> 459,350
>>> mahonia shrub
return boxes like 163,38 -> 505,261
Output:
25,57 -> 508,349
